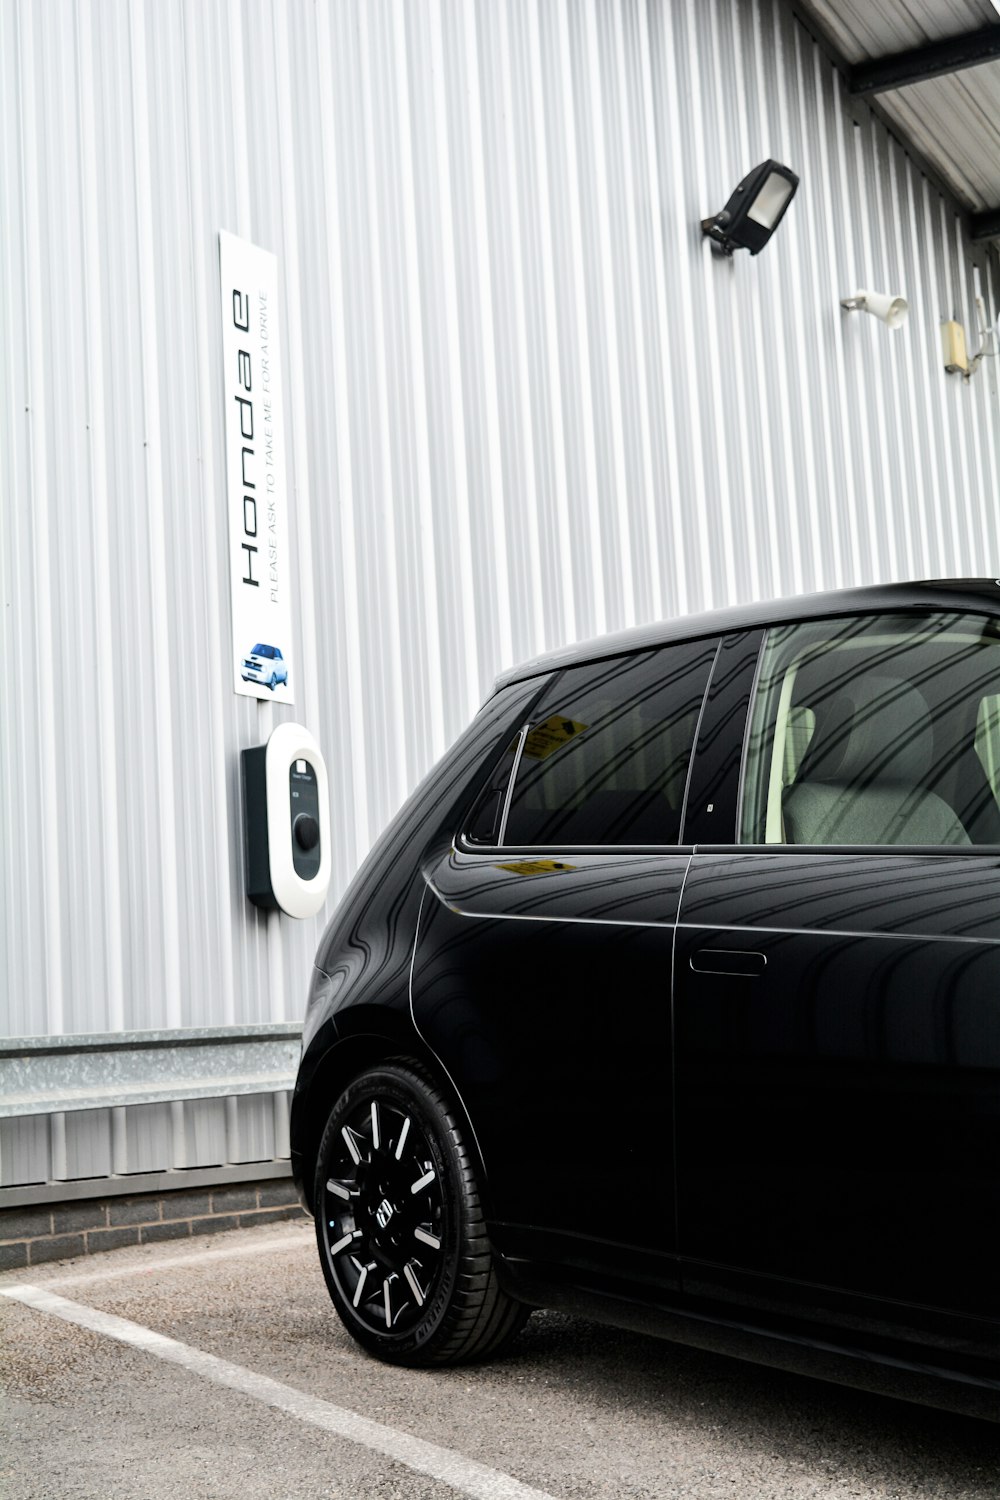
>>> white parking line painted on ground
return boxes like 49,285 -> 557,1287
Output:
11,1229 -> 311,1290
1,1284 -> 558,1500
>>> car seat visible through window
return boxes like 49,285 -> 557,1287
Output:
782,673 -> 970,846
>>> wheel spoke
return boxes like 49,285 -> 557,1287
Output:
353,1261 -> 375,1308
410,1168 -> 435,1195
329,1228 -> 361,1255
403,1261 -> 425,1306
325,1177 -> 353,1201
414,1226 -> 441,1250
341,1125 -> 364,1165
383,1273 -> 396,1327
394,1116 -> 411,1160
371,1101 -> 381,1151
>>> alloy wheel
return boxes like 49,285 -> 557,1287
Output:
319,1092 -> 446,1336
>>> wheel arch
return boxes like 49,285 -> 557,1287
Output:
297,1029 -> 492,1220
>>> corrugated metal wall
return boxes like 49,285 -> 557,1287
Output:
2,0 -> 999,1188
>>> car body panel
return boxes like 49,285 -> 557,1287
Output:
291,673 -> 548,1207
495,580 -> 1000,690
674,849 -> 1000,1351
413,844 -> 691,1285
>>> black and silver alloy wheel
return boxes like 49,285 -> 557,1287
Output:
314,1062 -> 529,1366
321,1088 -> 445,1336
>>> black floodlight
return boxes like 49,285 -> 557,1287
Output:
701,159 -> 799,256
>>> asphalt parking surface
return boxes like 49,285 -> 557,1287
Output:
2,1220 -> 999,1500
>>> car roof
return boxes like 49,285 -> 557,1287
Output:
494,578 -> 1000,689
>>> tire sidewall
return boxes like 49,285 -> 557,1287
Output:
313,1063 -> 468,1364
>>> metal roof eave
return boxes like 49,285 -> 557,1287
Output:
848,22 -> 1000,95
790,3 -> 1000,246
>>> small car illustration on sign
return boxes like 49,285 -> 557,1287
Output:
241,643 -> 288,690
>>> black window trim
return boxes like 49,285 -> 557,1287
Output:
678,635 -> 724,838
733,624 -> 769,844
683,628 -> 764,846
703,841 -> 1000,858
496,722 -> 529,846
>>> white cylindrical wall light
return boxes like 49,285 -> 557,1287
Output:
840,290 -> 909,329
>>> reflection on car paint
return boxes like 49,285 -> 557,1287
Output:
292,581 -> 1000,1414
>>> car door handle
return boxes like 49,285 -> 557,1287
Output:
689,948 -> 767,977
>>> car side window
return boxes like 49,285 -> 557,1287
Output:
472,638 -> 718,849
740,610 -> 1000,846
465,734 -> 522,846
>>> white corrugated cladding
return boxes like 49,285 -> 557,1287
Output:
1,0 -> 999,1188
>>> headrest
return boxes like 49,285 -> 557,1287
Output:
795,673 -> 933,788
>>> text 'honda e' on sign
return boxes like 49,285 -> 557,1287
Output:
219,231 -> 295,704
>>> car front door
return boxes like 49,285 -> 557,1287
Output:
411,634 -> 719,1290
674,609 -> 1000,1356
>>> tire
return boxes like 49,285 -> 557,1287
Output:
269,673 -> 277,690
313,1061 -> 530,1366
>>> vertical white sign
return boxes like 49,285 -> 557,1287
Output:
219,231 -> 295,703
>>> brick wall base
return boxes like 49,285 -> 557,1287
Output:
0,1179 -> 310,1271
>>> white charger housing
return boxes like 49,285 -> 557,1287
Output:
241,722 -> 331,918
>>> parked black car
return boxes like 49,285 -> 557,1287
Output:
291,580 -> 1000,1418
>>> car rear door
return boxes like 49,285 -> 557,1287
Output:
674,609 -> 1000,1355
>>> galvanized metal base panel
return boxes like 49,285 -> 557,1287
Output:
0,1027 -> 301,1119
0,1093 -> 294,1192
0,1160 -> 294,1213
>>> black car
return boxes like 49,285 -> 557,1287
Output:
291,580 -> 1000,1418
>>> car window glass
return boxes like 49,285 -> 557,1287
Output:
465,734 -> 522,846
496,638 -> 718,847
741,611 -> 1000,846
974,695 -> 1000,802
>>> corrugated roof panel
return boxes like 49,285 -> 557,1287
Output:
887,69 -> 1000,211
797,0 -> 1000,233
802,0 -> 998,61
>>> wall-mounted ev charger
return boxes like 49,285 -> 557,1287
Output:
241,721 -> 331,918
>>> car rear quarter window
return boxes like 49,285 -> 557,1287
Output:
741,610 -> 1000,846
465,734 -> 521,846
483,637 -> 718,848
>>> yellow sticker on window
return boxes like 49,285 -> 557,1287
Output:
522,715 -> 588,759
496,859 -> 576,876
